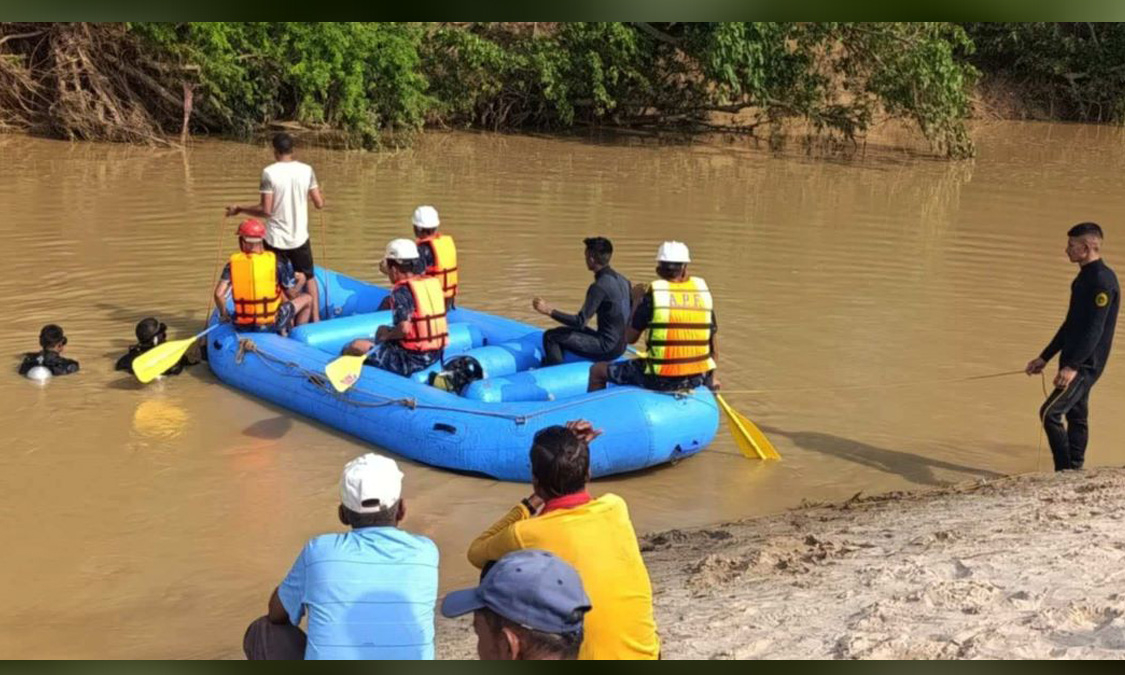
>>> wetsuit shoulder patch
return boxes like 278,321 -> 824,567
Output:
1096,291 -> 1110,308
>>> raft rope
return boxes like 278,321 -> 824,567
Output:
238,339 -> 645,424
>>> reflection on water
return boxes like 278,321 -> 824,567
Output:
132,398 -> 190,442
3,122 -> 1125,656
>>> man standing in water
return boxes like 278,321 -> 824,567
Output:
1027,222 -> 1119,471
227,132 -> 325,322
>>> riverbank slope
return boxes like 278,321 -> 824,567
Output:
437,467 -> 1125,659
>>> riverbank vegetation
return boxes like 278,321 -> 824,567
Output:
0,22 -> 1120,158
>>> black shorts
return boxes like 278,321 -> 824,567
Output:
266,239 -> 315,278
606,358 -> 712,392
237,301 -> 295,334
365,343 -> 441,377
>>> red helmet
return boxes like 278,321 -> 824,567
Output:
237,219 -> 266,240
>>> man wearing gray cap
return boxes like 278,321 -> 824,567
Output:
243,453 -> 439,659
442,550 -> 591,660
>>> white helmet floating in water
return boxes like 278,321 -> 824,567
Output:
25,365 -> 51,383
384,238 -> 420,262
412,205 -> 440,230
656,241 -> 691,263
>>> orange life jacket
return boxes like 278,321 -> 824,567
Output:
395,276 -> 449,352
416,233 -> 459,302
644,276 -> 716,378
230,251 -> 282,327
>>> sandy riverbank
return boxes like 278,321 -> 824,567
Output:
437,468 -> 1125,659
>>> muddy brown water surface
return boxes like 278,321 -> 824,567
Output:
3,124 -> 1125,657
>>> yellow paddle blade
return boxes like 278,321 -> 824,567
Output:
716,393 -> 781,461
325,353 -> 368,393
132,337 -> 198,384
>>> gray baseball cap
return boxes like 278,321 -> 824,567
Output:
441,550 -> 591,634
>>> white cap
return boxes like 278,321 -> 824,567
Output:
384,238 -> 420,262
412,205 -> 440,230
656,241 -> 691,263
340,453 -> 404,513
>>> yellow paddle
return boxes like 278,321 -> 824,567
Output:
715,393 -> 781,460
626,345 -> 779,461
325,348 -> 375,393
133,325 -> 219,384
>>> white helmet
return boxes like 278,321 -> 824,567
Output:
384,238 -> 420,262
656,241 -> 691,263
412,205 -> 440,230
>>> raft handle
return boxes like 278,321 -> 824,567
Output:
432,423 -> 457,435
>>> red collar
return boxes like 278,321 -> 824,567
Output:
540,490 -> 592,515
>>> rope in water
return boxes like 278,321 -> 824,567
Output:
715,369 -> 1027,396
318,209 -> 329,318
238,338 -> 1058,469
202,215 -> 227,327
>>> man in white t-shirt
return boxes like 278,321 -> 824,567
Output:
227,133 -> 326,322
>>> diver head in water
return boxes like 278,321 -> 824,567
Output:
20,324 -> 79,379
135,318 -> 167,349
116,317 -> 195,376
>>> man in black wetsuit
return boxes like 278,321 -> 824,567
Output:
1027,222 -> 1120,471
532,237 -> 631,367
19,324 -> 79,377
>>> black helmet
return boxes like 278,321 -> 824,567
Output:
39,324 -> 67,349
135,318 -> 167,347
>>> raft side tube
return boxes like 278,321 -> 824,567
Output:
464,361 -> 592,403
290,311 -> 484,357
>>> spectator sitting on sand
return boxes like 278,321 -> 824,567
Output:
243,453 -> 438,660
466,420 -> 660,659
442,549 -> 591,660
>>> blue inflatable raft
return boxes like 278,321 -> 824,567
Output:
207,268 -> 718,481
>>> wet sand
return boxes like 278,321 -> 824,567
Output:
438,467 -> 1125,659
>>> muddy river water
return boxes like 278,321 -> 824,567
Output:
3,123 -> 1124,657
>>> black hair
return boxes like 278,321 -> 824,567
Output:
272,132 -> 295,155
341,503 -> 398,528
656,262 -> 686,280
530,426 -> 589,499
479,608 -> 583,660
583,237 -> 613,266
1068,222 -> 1104,239
39,324 -> 66,350
387,258 -> 420,275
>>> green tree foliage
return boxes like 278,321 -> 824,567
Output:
423,23 -> 978,157
966,22 -> 1125,123
0,22 -> 978,156
129,22 -> 429,146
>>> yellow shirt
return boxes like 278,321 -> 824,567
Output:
467,494 -> 660,660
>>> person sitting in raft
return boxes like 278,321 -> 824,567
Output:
19,324 -> 79,378
588,241 -> 720,392
412,205 -> 458,310
213,219 -> 314,336
342,239 -> 449,377
114,318 -> 200,375
533,236 -> 631,367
